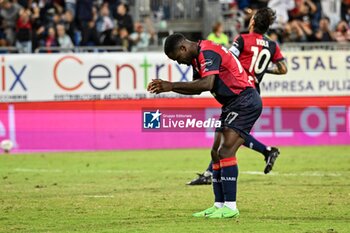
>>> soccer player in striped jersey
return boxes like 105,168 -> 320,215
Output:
149,33 -> 263,218
187,7 -> 288,185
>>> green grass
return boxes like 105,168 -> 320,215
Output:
0,146 -> 349,233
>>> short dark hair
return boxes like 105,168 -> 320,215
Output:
321,16 -> 330,23
253,8 -> 276,34
164,33 -> 186,55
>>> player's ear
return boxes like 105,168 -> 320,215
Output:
179,45 -> 187,52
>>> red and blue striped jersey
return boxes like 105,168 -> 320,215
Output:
192,40 -> 253,105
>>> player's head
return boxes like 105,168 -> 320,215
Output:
249,8 -> 276,34
164,33 -> 194,66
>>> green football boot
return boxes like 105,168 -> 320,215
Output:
207,206 -> 239,219
192,205 -> 219,217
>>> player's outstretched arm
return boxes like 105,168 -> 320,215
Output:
148,75 -> 215,95
266,60 -> 288,75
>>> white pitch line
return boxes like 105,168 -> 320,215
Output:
242,171 -> 266,175
243,171 -> 342,177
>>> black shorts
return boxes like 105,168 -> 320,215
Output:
216,87 -> 262,139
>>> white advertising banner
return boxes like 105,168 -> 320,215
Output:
261,50 -> 350,97
0,51 -> 349,102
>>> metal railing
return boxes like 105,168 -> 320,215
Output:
0,46 -> 19,53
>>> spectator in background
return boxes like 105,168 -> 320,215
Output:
52,12 -> 62,26
78,2 -> 99,46
99,26 -> 116,46
268,0 -> 295,30
115,27 -> 131,51
65,0 -> 76,18
315,16 -> 335,41
0,0 -> 22,45
114,2 -> 134,34
17,0 -> 32,8
207,22 -> 229,47
143,15 -> 157,45
221,1 -> 245,36
76,0 -> 93,32
96,3 -> 114,35
52,0 -> 65,15
283,20 -> 308,42
237,0 -> 250,10
31,3 -> 42,28
56,23 -> 73,50
31,3 -> 45,52
333,20 -> 350,42
289,0 -> 317,21
15,8 -> 31,53
0,15 -> 7,47
298,17 -> 317,41
43,26 -> 58,52
267,0 -> 295,42
100,26 -> 131,51
341,0 -> 350,24
129,22 -> 153,51
321,0 -> 342,30
105,0 -> 120,16
310,0 -> 322,31
249,0 -> 268,9
80,19 -> 99,46
40,0 -> 64,27
62,10 -> 76,45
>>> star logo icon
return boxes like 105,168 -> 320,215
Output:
143,109 -> 162,129
150,109 -> 162,123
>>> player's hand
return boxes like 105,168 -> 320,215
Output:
147,79 -> 172,94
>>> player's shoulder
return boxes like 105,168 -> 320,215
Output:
262,34 -> 277,43
240,32 -> 262,45
200,40 -> 223,53
201,40 -> 217,46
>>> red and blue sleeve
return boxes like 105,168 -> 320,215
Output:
229,35 -> 244,57
198,50 -> 222,78
272,43 -> 284,63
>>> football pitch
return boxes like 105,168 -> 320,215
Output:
0,146 -> 349,233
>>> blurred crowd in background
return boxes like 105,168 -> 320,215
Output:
0,0 -> 157,52
0,0 -> 349,53
220,0 -> 350,45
